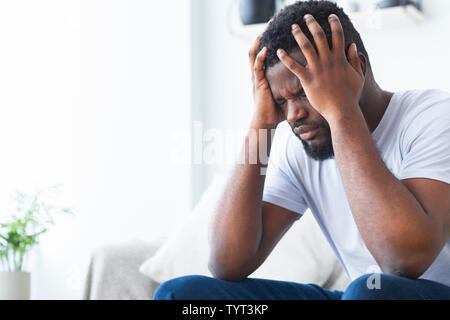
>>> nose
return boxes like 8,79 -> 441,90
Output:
285,101 -> 308,124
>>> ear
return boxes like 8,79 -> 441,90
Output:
358,52 -> 367,76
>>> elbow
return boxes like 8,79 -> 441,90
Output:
208,259 -> 249,282
377,231 -> 444,279
379,248 -> 437,280
380,263 -> 425,280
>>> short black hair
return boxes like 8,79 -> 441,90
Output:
259,0 -> 370,69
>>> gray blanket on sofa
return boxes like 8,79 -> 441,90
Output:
83,240 -> 162,300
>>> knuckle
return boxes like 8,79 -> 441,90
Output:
300,41 -> 311,50
329,16 -> 340,24
313,30 -> 325,38
288,61 -> 298,70
333,28 -> 344,38
305,17 -> 315,25
292,28 -> 302,36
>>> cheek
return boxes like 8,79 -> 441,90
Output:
317,116 -> 330,129
306,106 -> 329,128
279,104 -> 288,117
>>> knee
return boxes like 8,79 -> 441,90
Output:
342,273 -> 406,300
342,273 -> 391,300
153,275 -> 213,300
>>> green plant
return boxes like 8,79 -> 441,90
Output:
0,187 -> 74,272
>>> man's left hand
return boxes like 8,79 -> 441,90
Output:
276,14 -> 365,122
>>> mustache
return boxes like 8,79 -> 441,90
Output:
292,121 -> 325,129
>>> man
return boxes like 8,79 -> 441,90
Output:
154,1 -> 450,299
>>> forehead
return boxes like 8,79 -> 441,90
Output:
265,49 -> 307,97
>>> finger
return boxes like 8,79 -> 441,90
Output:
249,36 -> 262,82
276,48 -> 308,82
303,14 -> 330,58
249,19 -> 273,81
291,24 -> 318,66
348,43 -> 363,75
266,17 -> 274,30
254,47 -> 268,83
328,14 -> 345,56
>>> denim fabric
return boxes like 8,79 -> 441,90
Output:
153,274 -> 450,300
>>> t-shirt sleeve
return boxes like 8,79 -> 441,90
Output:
398,98 -> 450,185
262,123 -> 309,215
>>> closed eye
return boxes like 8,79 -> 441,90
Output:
275,99 -> 287,106
275,88 -> 305,106
293,88 -> 306,98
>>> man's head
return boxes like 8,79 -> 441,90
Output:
259,0 -> 370,161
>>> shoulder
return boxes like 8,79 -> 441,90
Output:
396,89 -> 450,121
395,89 -> 450,136
395,89 -> 450,153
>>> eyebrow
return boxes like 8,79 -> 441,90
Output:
274,87 -> 305,102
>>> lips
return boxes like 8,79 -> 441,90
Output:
294,125 -> 320,140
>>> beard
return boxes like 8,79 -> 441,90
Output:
291,121 -> 334,161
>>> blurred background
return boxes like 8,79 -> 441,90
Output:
0,0 -> 449,299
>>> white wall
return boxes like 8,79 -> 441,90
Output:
194,0 -> 450,198
0,0 -> 191,299
355,0 -> 450,93
191,0 -> 254,203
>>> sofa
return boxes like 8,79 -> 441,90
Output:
83,173 -> 351,300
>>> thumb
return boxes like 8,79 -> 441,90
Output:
348,43 -> 363,75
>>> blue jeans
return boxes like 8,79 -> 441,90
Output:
153,274 -> 450,300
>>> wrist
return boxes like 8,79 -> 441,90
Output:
250,115 -> 279,131
243,125 -> 274,168
325,104 -> 363,128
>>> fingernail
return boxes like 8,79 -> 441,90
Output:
329,14 -> 338,20
354,43 -> 357,54
277,49 -> 283,56
291,24 -> 300,30
258,47 -> 267,56
304,14 -> 313,20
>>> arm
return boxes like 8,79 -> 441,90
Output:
208,25 -> 300,281
276,14 -> 450,278
329,109 -> 450,278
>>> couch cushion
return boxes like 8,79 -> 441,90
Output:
139,172 -> 350,291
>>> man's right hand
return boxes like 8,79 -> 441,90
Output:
249,24 -> 285,130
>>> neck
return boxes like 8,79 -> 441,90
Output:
359,74 -> 394,133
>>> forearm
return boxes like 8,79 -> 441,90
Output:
329,108 -> 441,277
208,125 -> 273,278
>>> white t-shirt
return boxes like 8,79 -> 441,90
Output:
263,89 -> 450,286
